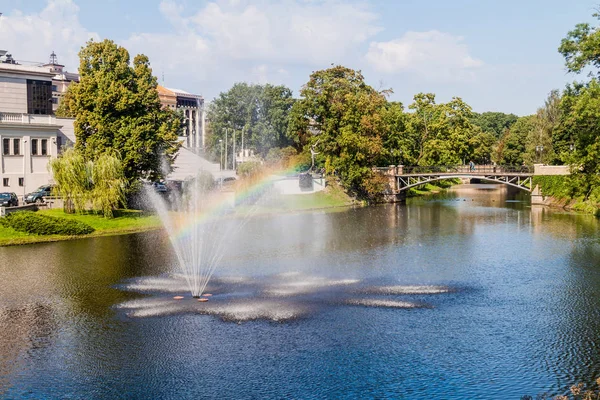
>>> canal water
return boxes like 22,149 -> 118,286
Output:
1,184 -> 599,399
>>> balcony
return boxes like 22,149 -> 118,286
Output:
0,112 -> 59,125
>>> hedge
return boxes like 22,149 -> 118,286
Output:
0,212 -> 95,236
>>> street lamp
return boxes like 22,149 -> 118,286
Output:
535,145 -> 544,163
219,139 -> 223,170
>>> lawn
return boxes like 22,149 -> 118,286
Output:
0,209 -> 162,246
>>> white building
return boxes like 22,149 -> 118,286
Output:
0,53 -> 74,198
157,85 -> 205,151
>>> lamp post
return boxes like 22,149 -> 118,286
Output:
219,139 -> 223,170
535,145 -> 544,163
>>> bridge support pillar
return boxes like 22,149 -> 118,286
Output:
531,184 -> 545,205
383,191 -> 406,203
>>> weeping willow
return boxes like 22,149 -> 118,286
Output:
91,153 -> 126,218
49,148 -> 92,214
50,149 -> 126,218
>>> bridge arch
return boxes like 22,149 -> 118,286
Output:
396,174 -> 532,192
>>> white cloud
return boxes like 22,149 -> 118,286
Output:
122,0 -> 382,98
0,0 -> 98,70
365,30 -> 483,81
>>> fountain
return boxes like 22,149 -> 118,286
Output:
147,174 -> 253,298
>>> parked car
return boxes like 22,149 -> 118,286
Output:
0,192 -> 18,207
24,185 -> 55,204
152,182 -> 168,193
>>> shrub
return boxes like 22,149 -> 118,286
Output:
2,212 -> 95,236
237,161 -> 262,177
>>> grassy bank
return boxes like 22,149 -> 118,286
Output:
533,176 -> 600,217
0,209 -> 161,246
406,179 -> 459,197
0,184 -> 354,246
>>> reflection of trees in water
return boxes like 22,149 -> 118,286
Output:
0,303 -> 57,396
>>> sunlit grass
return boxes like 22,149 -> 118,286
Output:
0,209 -> 162,246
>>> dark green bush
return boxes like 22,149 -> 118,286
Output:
1,212 -> 95,235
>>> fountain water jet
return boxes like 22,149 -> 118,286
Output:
147,174 -> 257,298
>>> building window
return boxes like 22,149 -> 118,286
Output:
57,136 -> 62,152
52,97 -> 58,104
2,139 -> 9,155
26,79 -> 53,115
31,139 -> 38,156
41,139 -> 48,156
18,178 -> 24,187
13,139 -> 20,155
2,178 -> 8,187
51,85 -> 57,92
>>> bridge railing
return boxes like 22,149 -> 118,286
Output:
400,165 -> 534,175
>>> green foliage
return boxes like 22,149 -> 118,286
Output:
532,175 -> 572,199
470,112 -> 518,138
2,212 -> 95,236
265,146 -> 297,167
557,79 -> 600,200
49,148 -> 92,213
91,153 -> 127,218
56,39 -> 181,182
237,162 -> 262,178
289,65 -> 389,198
494,116 -> 534,165
559,12 -> 600,75
523,90 -> 561,165
407,94 -> 478,166
50,148 -> 127,217
207,83 -> 294,162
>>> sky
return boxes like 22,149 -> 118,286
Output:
0,0 -> 596,115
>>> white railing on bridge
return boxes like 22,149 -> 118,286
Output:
0,112 -> 57,125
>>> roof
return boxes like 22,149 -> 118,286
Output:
0,63 -> 55,78
166,86 -> 203,99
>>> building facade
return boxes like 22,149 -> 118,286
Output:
0,56 -> 74,198
157,85 -> 205,151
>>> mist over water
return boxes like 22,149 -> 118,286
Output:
1,184 -> 600,398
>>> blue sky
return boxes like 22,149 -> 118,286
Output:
0,0 -> 596,115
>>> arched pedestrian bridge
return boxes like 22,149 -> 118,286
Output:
375,164 -> 570,198
396,165 -> 534,192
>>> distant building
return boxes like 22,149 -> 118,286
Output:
157,85 -> 205,150
0,51 -> 74,198
43,52 -> 80,113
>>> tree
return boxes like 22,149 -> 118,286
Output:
289,66 -> 389,198
56,39 -> 181,183
50,148 -> 126,217
469,130 -> 496,165
470,112 -> 518,138
91,152 -> 127,218
206,83 -> 294,163
523,90 -> 561,165
558,11 -> 600,201
556,79 -> 600,199
494,116 -> 533,165
49,148 -> 91,214
406,94 -> 478,165
559,12 -> 600,76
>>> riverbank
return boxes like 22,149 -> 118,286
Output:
0,209 -> 162,246
533,176 -> 600,217
0,184 -> 355,246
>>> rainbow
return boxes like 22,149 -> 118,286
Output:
171,164 -> 303,242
